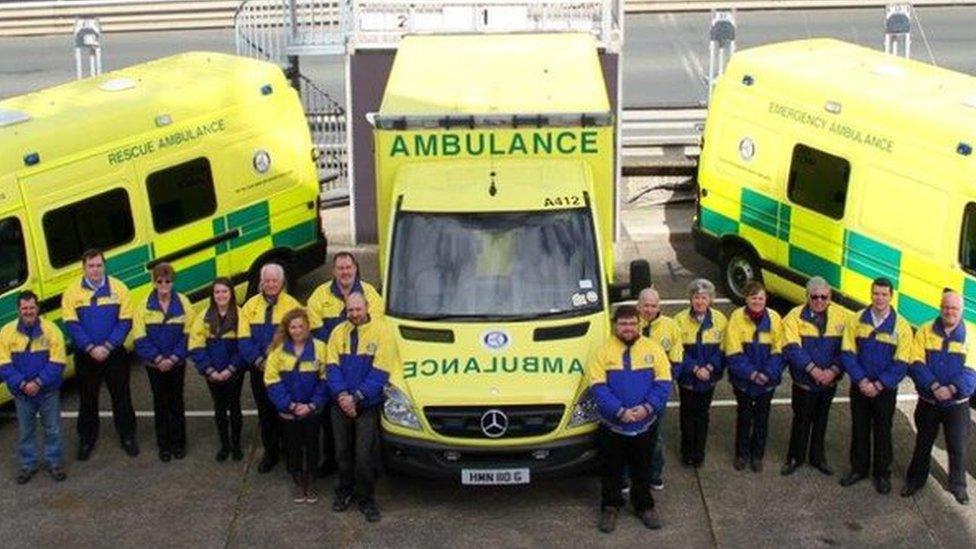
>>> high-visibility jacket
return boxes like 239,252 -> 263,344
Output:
264,339 -> 329,413
189,307 -> 244,375
639,313 -> 684,366
0,318 -> 66,402
725,307 -> 784,398
326,317 -> 397,409
673,308 -> 727,392
61,276 -> 132,351
588,335 -> 672,434
908,318 -> 976,406
238,292 -> 304,365
841,308 -> 912,390
307,278 -> 384,342
132,291 -> 193,365
782,304 -> 848,392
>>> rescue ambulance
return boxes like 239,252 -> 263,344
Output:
695,38 -> 976,324
0,52 -> 325,402
371,33 -> 627,483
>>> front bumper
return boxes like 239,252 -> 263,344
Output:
382,431 -> 598,481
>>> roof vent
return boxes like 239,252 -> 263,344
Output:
99,78 -> 136,92
0,108 -> 31,128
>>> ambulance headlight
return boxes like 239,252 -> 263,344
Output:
383,384 -> 421,430
568,389 -> 600,427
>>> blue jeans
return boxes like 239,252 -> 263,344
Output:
650,407 -> 666,482
15,393 -> 63,470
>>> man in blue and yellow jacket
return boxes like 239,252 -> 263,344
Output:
238,262 -> 308,473
327,292 -> 397,522
60,248 -> 137,460
590,305 -> 671,533
902,290 -> 976,504
781,277 -> 848,477
839,277 -> 913,495
0,291 -> 67,484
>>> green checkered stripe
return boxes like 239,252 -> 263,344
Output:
700,188 -> 952,325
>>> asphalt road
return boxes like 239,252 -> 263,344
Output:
2,8 -> 976,104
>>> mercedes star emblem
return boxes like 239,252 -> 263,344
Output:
480,409 -> 509,438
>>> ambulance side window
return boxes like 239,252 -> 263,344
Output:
959,203 -> 976,274
146,157 -> 218,233
43,188 -> 135,269
0,217 -> 28,293
787,144 -> 850,220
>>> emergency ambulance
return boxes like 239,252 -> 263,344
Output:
695,39 -> 976,324
371,33 -> 627,483
0,52 -> 325,403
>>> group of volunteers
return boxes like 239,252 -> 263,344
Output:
2,248 -> 975,532
0,249 -> 393,523
590,276 -> 975,534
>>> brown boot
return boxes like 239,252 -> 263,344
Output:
638,508 -> 662,530
598,507 -> 618,533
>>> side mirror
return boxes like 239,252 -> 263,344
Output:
629,260 -> 652,300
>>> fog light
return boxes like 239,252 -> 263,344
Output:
444,451 -> 461,462
532,450 -> 550,460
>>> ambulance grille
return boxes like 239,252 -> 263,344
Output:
424,405 -> 565,439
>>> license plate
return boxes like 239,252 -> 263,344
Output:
461,468 -> 531,485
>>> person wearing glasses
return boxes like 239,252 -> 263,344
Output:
724,281 -> 784,473
133,263 -> 194,462
780,277 -> 848,477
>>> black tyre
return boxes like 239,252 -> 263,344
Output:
720,245 -> 761,305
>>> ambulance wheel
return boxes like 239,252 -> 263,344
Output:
721,245 -> 761,305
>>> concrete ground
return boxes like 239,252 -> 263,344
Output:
2,179 -> 976,548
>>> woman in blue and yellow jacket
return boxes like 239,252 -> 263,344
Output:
189,277 -> 246,462
672,278 -> 727,468
724,281 -> 784,472
264,307 -> 329,504
133,263 -> 193,462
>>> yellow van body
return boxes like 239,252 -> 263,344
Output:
0,52 -> 325,403
695,38 -> 976,324
373,33 -> 615,482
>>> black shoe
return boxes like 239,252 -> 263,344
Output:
173,447 -> 186,460
121,439 -> 140,457
692,459 -> 705,469
733,457 -> 747,471
598,507 -> 618,533
750,458 -> 763,473
159,451 -> 172,463
77,443 -> 94,461
780,460 -> 800,476
215,447 -> 230,462
332,493 -> 354,512
317,460 -> 337,478
257,454 -> 278,474
811,462 -> 834,476
48,466 -> 67,482
15,468 -> 37,485
950,489 -> 969,505
359,499 -> 381,523
638,508 -> 663,530
231,446 -> 244,462
839,472 -> 866,487
874,477 -> 891,495
901,483 -> 923,498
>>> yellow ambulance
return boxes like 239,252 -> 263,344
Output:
0,52 -> 325,402
372,33 -> 622,483
695,38 -> 976,324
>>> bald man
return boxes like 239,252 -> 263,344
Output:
902,291 -> 976,505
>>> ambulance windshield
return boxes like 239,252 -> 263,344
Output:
387,208 -> 602,320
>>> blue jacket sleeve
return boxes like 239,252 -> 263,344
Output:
266,380 -> 292,413
327,364 -> 350,397
0,363 -> 25,393
784,342 -> 812,380
727,352 -> 756,381
312,377 -> 330,409
644,379 -> 672,416
908,360 -> 937,392
706,345 -> 724,375
37,362 -> 64,390
133,335 -> 161,363
878,359 -> 908,390
107,319 -> 132,350
173,333 -> 189,361
65,321 -> 94,352
355,367 -> 390,404
239,334 -> 260,365
591,382 -> 624,421
950,368 -> 976,399
190,342 -> 212,374
842,351 -> 866,384
763,353 -> 786,386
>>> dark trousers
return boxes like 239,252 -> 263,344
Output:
320,405 -> 336,467
76,348 -> 136,445
906,399 -> 971,492
649,406 -> 667,482
249,368 -> 280,458
332,406 -> 380,502
282,413 -> 322,475
600,424 -> 656,512
679,386 -> 714,465
734,389 -> 773,460
146,364 -> 186,452
207,374 -> 244,449
786,384 -> 834,465
849,387 -> 897,479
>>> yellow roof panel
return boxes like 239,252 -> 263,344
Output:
380,33 -> 610,115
